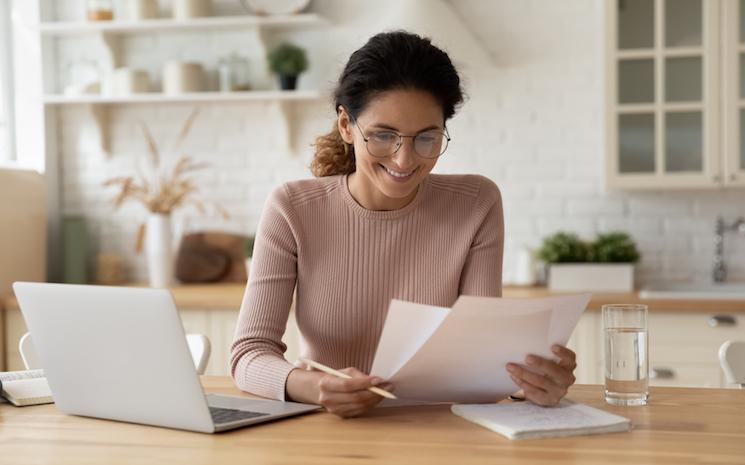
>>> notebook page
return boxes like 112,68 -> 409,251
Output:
452,399 -> 631,439
0,369 -> 45,383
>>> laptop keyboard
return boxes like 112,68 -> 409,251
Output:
209,406 -> 269,424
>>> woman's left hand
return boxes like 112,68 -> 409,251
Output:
506,344 -> 577,406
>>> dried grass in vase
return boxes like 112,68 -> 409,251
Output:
103,108 -> 229,252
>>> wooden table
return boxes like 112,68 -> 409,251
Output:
1,377 -> 744,465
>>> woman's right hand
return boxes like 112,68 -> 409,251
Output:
286,365 -> 394,418
316,367 -> 394,418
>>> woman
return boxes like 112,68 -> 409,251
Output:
230,31 -> 577,418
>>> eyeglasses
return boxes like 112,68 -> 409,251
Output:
353,119 -> 450,159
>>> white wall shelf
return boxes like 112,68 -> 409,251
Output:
43,90 -> 325,105
36,14 -> 323,35
46,90 -> 325,155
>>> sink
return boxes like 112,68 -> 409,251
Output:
639,282 -> 745,300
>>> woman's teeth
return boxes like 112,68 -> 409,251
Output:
381,165 -> 415,178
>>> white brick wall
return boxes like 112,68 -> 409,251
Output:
50,0 -> 745,285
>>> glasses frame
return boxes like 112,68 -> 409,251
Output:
353,119 -> 451,159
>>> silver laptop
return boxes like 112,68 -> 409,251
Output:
12,282 -> 320,433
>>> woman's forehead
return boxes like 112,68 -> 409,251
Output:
360,89 -> 444,131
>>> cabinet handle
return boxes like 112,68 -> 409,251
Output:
730,174 -> 737,181
713,174 -> 721,182
708,315 -> 737,327
650,367 -> 675,379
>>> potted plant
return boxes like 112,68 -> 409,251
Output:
537,231 -> 640,292
267,42 -> 308,90
244,235 -> 255,275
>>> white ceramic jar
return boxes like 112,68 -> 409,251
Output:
111,68 -> 150,95
128,0 -> 159,20
173,0 -> 211,19
162,61 -> 205,94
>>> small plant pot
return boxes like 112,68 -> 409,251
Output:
278,74 -> 298,90
548,263 -> 634,292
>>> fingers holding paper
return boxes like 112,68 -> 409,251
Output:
505,345 -> 577,406
316,367 -> 395,418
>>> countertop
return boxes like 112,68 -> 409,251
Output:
2,378 -> 744,465
3,283 -> 745,313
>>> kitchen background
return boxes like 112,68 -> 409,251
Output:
1,0 -> 744,381
31,0 -> 745,285
2,0 -> 742,285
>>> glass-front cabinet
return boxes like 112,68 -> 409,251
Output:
605,0 -> 745,189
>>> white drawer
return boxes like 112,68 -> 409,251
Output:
648,312 -> 745,364
648,363 -> 723,388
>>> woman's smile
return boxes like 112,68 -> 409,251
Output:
378,163 -> 418,182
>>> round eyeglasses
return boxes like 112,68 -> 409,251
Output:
353,119 -> 450,159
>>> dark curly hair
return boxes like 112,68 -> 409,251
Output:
310,30 -> 465,177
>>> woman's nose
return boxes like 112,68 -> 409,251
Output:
390,138 -> 417,169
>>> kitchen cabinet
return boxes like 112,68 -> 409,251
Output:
568,309 -> 745,388
605,0 -> 745,189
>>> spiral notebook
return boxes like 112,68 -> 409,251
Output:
451,399 -> 632,440
0,369 -> 54,407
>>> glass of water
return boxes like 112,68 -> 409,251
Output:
602,304 -> 649,406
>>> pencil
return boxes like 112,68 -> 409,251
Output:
299,358 -> 398,400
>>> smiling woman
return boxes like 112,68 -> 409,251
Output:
230,31 -> 578,419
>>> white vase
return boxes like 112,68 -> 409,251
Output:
146,213 -> 174,288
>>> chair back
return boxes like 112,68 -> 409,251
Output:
19,332 -> 41,370
719,340 -> 745,387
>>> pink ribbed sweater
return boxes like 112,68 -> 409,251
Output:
230,172 -> 504,400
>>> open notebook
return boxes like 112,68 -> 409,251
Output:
0,369 -> 54,407
451,399 -> 631,440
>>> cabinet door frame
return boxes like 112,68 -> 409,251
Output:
722,0 -> 745,186
605,0 -> 722,190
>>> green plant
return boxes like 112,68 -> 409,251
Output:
267,43 -> 308,76
589,231 -> 640,263
536,232 -> 590,264
244,236 -> 255,258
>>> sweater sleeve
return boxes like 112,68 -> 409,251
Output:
230,184 -> 299,400
458,176 -> 504,298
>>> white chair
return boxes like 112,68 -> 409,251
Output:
186,333 -> 211,375
19,332 -> 212,375
719,340 -> 745,388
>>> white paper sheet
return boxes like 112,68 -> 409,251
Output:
370,294 -> 591,404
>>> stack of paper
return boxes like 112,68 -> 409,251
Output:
0,369 -> 54,407
370,294 -> 591,403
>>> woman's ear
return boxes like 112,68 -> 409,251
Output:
337,106 -> 355,144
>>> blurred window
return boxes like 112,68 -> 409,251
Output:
0,1 -> 16,164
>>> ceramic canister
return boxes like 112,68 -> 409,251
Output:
111,68 -> 151,95
173,0 -> 211,19
128,0 -> 159,20
162,61 -> 205,94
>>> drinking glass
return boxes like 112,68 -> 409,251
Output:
602,304 -> 649,406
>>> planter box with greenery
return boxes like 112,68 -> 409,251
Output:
537,231 -> 640,292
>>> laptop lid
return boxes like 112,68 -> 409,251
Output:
13,282 -> 215,433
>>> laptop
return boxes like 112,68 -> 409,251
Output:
12,282 -> 321,433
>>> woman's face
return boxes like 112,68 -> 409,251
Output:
339,88 -> 446,210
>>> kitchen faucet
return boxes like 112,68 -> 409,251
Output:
713,216 -> 745,283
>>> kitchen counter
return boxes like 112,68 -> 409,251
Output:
3,283 -> 745,313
